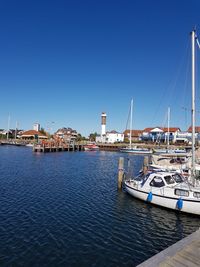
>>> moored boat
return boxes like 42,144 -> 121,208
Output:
124,171 -> 200,215
120,146 -> 152,154
84,143 -> 99,151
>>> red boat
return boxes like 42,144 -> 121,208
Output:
84,143 -> 99,151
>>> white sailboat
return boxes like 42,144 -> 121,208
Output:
153,107 -> 187,155
124,30 -> 200,215
120,99 -> 152,154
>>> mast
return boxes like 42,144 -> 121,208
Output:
129,99 -> 133,148
7,114 -> 10,140
191,30 -> 196,182
167,107 -> 170,149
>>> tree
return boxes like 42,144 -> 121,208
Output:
89,132 -> 98,142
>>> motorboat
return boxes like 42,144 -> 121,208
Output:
124,171 -> 200,215
84,143 -> 99,151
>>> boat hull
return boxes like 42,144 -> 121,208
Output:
125,182 -> 200,215
120,149 -> 152,154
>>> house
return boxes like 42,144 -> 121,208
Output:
54,127 -> 78,142
96,130 -> 124,143
187,126 -> 200,143
105,130 -> 124,143
123,129 -> 143,142
141,127 -> 181,143
20,130 -> 48,140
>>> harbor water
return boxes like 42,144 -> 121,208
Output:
0,146 -> 200,267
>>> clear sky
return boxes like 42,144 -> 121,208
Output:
0,0 -> 200,137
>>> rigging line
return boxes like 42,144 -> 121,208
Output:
177,39 -> 190,130
150,39 -> 190,127
125,102 -> 131,130
196,35 -> 200,127
167,39 -> 190,109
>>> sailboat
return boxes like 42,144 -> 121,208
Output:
120,99 -> 152,154
153,107 -> 187,155
124,30 -> 200,215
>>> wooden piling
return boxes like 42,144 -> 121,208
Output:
118,157 -> 124,190
143,156 -> 149,174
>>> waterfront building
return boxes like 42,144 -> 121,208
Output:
20,130 -> 48,140
123,129 -> 143,142
141,127 -> 181,143
54,127 -> 78,142
96,130 -> 124,143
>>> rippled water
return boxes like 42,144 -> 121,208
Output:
0,146 -> 200,267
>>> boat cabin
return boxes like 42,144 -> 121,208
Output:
141,172 -> 184,188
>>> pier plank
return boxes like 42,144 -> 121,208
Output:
137,229 -> 200,267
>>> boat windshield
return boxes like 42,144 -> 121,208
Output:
172,173 -> 184,183
141,173 -> 151,186
164,175 -> 176,185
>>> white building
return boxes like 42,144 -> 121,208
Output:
95,112 -> 124,143
96,131 -> 124,143
33,123 -> 40,132
105,131 -> 124,143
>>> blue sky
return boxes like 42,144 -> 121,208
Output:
0,0 -> 200,136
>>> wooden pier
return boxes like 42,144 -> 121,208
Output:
33,143 -> 84,152
137,228 -> 200,267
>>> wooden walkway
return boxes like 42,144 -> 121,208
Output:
33,143 -> 84,152
137,228 -> 200,267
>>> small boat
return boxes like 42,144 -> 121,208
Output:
124,170 -> 200,215
26,143 -> 34,147
84,143 -> 99,151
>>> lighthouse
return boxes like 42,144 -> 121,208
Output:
101,112 -> 107,136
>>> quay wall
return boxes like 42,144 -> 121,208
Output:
137,228 -> 200,267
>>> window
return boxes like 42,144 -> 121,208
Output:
193,192 -> 200,198
164,175 -> 175,185
175,189 -> 189,197
150,176 -> 165,187
172,174 -> 184,183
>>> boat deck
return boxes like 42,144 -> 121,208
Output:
137,228 -> 200,267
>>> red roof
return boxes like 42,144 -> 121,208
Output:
161,127 -> 180,133
21,130 -> 47,138
187,126 -> 200,133
123,129 -> 143,136
143,127 -> 180,133
143,127 -> 154,132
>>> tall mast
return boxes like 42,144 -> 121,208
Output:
129,99 -> 133,148
191,30 -> 196,181
7,114 -> 10,140
167,107 -> 170,149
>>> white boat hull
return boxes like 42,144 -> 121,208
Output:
120,149 -> 152,154
125,182 -> 200,215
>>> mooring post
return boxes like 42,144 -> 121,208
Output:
118,157 -> 124,190
143,156 -> 149,174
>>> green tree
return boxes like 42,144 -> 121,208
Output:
89,132 -> 98,142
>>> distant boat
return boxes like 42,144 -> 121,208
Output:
26,143 -> 34,147
120,146 -> 152,154
120,99 -> 152,154
84,143 -> 99,151
153,147 -> 187,155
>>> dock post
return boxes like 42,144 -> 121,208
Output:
143,156 -> 149,174
118,157 -> 124,190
